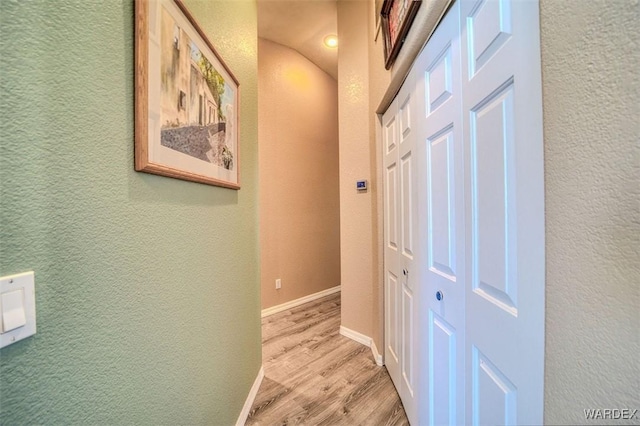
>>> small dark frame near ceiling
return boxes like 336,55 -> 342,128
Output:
381,0 -> 422,70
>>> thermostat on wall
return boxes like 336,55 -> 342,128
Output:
356,180 -> 368,191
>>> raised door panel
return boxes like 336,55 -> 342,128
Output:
427,127 -> 457,280
387,164 -> 399,251
429,313 -> 458,426
426,46 -> 453,114
387,272 -> 400,366
472,346 -> 517,426
402,286 -> 415,396
470,82 -> 518,315
400,96 -> 412,141
467,0 -> 512,77
386,115 -> 398,154
401,152 -> 414,266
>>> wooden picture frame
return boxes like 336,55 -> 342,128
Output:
381,0 -> 422,70
135,0 -> 240,189
375,0 -> 385,34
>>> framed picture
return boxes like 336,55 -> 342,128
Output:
375,0 -> 384,36
135,0 -> 240,189
381,0 -> 422,70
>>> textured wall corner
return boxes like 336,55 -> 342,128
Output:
541,0 -> 640,423
337,0 -> 375,338
0,0 -> 260,424
367,0 -> 392,353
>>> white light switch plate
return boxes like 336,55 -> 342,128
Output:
0,271 -> 36,348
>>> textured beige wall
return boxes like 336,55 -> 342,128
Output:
368,2 -> 391,349
337,0 -> 375,337
258,38 -> 341,309
541,0 -> 640,423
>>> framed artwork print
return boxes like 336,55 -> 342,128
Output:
135,0 -> 240,189
381,0 -> 422,70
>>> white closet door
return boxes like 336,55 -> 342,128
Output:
384,1 -> 544,424
460,0 -> 545,424
383,101 -> 401,393
415,2 -> 466,425
397,76 -> 419,425
383,84 -> 420,425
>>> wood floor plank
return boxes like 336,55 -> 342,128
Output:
246,293 -> 409,426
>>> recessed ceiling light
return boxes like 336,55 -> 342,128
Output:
323,35 -> 338,48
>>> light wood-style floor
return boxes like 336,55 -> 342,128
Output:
246,292 -> 409,425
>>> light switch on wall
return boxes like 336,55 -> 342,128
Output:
0,271 -> 36,348
1,289 -> 27,332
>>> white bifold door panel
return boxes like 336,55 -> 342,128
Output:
383,99 -> 401,394
382,0 -> 545,425
414,3 -> 466,425
461,0 -> 545,424
383,76 -> 419,425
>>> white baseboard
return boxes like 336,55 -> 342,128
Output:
235,366 -> 264,426
261,285 -> 341,318
340,325 -> 372,347
370,339 -> 384,366
340,326 -> 385,366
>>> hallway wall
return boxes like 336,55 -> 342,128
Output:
258,38 -> 341,309
540,0 -> 639,423
337,0 -> 376,339
0,0 -> 260,423
367,0 -> 392,352
336,0 -> 392,350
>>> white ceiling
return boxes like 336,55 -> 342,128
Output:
257,0 -> 338,80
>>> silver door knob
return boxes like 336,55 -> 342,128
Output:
403,269 -> 408,276
436,290 -> 444,301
